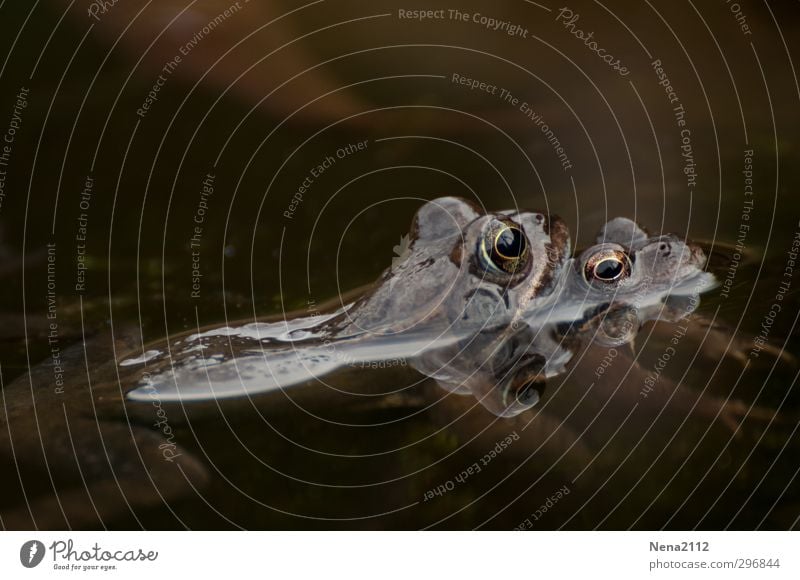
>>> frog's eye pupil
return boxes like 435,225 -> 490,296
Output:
585,250 -> 631,283
494,227 -> 526,259
480,220 -> 530,276
594,257 -> 624,281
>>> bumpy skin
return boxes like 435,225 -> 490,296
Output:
122,197 -> 573,413
0,198 -> 732,528
510,217 -> 718,385
412,212 -> 718,416
119,198 -> 715,418
316,197 -> 570,337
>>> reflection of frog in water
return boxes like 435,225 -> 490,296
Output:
0,198 -> 781,528
121,197 -> 716,417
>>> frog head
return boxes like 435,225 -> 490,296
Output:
341,196 -> 571,340
337,196 -> 572,417
435,216 -> 718,418
544,217 -> 718,347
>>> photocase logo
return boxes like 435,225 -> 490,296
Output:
19,540 -> 45,568
392,234 -> 412,267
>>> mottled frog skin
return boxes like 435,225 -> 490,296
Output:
1,197 -> 736,528
122,197 -> 714,417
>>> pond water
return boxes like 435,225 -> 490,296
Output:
0,0 -> 798,529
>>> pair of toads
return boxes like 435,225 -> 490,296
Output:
125,196 -> 717,417
3,196 -> 781,529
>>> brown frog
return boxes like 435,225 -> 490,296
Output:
1,197 -> 765,529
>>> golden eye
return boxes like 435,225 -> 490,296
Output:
585,250 -> 631,283
480,220 -> 530,275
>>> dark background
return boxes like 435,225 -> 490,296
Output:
0,0 -> 798,529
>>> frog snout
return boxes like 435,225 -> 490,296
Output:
662,239 -> 707,269
688,244 -> 707,268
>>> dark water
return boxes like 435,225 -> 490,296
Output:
0,0 -> 799,529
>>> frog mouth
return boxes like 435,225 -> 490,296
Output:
669,238 -> 709,269
689,243 -> 708,267
665,268 -> 719,296
656,240 -> 718,296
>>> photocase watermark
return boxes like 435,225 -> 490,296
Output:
639,277 -> 706,398
640,322 -> 689,398
450,73 -> 572,171
136,1 -> 247,118
74,175 -> 94,293
304,297 -> 354,367
555,8 -> 629,77
87,0 -> 122,22
719,149 -> 755,299
392,233 -> 412,268
49,539 -> 157,572
137,374 -> 182,463
303,297 -> 407,369
750,221 -> 800,358
44,242 -> 66,395
594,347 -> 619,379
724,0 -> 752,36
19,540 -> 46,568
0,86 -> 29,216
514,484 -> 571,529
652,58 -> 697,192
20,538 -> 158,571
422,431 -> 519,501
189,172 -> 215,299
349,359 -> 407,370
283,140 -> 370,220
397,8 -> 529,38
592,274 -> 654,380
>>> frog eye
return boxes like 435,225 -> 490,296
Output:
502,372 -> 545,409
479,219 -> 530,275
514,377 -> 544,406
584,249 -> 631,283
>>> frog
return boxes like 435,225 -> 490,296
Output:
413,215 -> 720,417
118,202 -> 717,420
122,196 -> 572,418
0,197 -> 761,529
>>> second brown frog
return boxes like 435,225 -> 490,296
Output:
4,197 -> 782,529
123,197 -> 718,417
